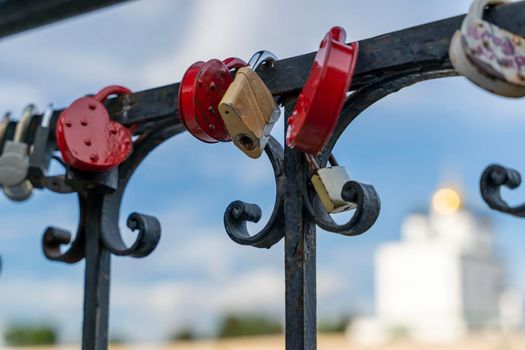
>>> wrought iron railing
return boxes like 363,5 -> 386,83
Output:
1,1 -> 525,349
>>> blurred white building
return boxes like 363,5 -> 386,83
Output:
350,188 -> 522,345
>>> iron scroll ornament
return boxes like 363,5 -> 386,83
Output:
299,69 -> 456,236
223,65 -> 457,242
224,136 -> 285,249
39,119 -> 185,349
480,164 -> 525,217
42,120 -> 184,262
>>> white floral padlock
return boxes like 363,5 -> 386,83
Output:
449,0 -> 525,97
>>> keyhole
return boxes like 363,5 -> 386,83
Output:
236,134 -> 256,151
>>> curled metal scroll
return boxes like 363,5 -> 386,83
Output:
300,69 -> 454,236
42,194 -> 87,263
42,121 -> 183,262
223,68 -> 454,239
98,123 -> 183,257
224,136 -> 285,249
303,179 -> 380,236
480,164 -> 525,217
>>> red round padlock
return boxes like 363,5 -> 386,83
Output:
56,85 -> 133,172
286,27 -> 359,155
178,57 -> 247,143
178,61 -> 212,142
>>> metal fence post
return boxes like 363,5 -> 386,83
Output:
284,98 -> 317,349
82,196 -> 111,350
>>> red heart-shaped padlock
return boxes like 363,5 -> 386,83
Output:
286,27 -> 359,155
56,85 -> 133,172
179,57 -> 247,143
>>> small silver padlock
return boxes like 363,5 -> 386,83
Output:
449,0 -> 525,97
307,154 -> 357,214
0,105 -> 35,201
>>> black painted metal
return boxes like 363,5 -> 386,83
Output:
284,98 -> 317,349
42,122 -> 176,349
480,164 -> 525,217
0,0 -> 133,40
0,1 -> 524,349
223,136 -> 285,249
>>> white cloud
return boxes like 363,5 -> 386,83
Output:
140,0 -> 267,87
0,81 -> 48,114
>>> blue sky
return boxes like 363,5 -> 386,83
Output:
1,0 -> 525,344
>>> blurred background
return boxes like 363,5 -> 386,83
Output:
2,0 -> 525,349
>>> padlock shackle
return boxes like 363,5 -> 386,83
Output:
223,57 -> 247,71
93,85 -> 132,103
328,153 -> 339,167
248,50 -> 278,71
329,26 -> 347,44
14,104 -> 35,142
41,104 -> 54,128
464,0 -> 508,28
0,113 -> 10,143
305,153 -> 320,172
306,153 -> 340,172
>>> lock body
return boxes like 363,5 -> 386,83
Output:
56,86 -> 133,172
219,67 -> 280,159
0,140 -> 33,201
179,58 -> 247,143
311,166 -> 356,214
0,141 -> 29,187
449,0 -> 525,97
286,26 -> 359,155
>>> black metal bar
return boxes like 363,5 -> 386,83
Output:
82,195 -> 110,350
284,98 -> 316,349
100,0 -> 525,127
0,0 -> 133,40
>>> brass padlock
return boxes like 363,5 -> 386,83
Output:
308,154 -> 357,214
449,0 -> 525,97
218,66 -> 280,159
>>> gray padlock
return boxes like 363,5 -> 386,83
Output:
0,105 -> 35,201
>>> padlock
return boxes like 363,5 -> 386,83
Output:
0,105 -> 35,201
218,66 -> 280,159
307,153 -> 356,214
217,51 -> 279,158
286,26 -> 359,155
0,113 -> 11,154
449,0 -> 525,97
179,57 -> 247,143
56,85 -> 133,172
28,105 -> 54,189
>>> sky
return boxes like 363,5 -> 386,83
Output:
1,0 -> 525,344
